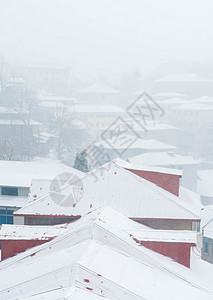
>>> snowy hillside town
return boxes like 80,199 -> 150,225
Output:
1,1 -> 213,299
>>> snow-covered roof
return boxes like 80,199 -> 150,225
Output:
160,98 -> 188,105
197,170 -> 213,197
97,137 -> 175,150
38,94 -> 77,103
0,107 -> 29,114
203,219 -> 213,240
131,120 -> 177,131
151,92 -> 189,100
0,207 -> 212,300
27,62 -> 68,70
28,178 -> 56,202
175,103 -> 213,111
192,96 -> 213,104
0,195 -> 28,208
133,229 -> 197,243
15,161 -> 201,220
77,83 -> 122,94
0,119 -> 41,126
129,151 -> 199,166
201,206 -> 213,229
115,158 -> 182,176
69,104 -> 124,113
154,73 -> 213,82
0,158 -> 83,188
0,224 -> 67,241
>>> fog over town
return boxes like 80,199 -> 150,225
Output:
0,1 -> 213,299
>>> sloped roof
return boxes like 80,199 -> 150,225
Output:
70,104 -> 124,113
0,224 -> 67,240
151,92 -> 189,100
202,205 -> 213,230
0,195 -> 27,208
77,83 -> 122,94
154,73 -> 213,82
129,151 -> 199,166
197,170 -> 213,197
0,207 -> 212,300
175,103 -> 213,111
15,162 -> 201,220
115,158 -> 182,176
0,158 -> 83,187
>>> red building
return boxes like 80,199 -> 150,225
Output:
0,224 -> 68,260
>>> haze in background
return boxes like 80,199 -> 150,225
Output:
0,0 -> 213,81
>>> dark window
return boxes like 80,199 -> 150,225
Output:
0,208 -> 14,225
204,242 -> 209,254
2,187 -> 18,196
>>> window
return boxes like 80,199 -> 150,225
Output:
0,208 -> 14,225
203,242 -> 209,254
2,187 -> 18,196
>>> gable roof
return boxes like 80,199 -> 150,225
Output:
0,207 -> 211,300
115,158 -> 182,176
129,152 -> 199,166
15,162 -> 201,220
0,158 -> 83,188
77,83 -> 122,94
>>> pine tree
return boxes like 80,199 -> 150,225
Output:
73,150 -> 89,173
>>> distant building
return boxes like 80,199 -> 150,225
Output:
172,103 -> 213,159
77,83 -> 122,105
95,137 -> 176,160
197,170 -> 213,205
201,206 -> 213,264
153,73 -> 213,97
69,104 -> 125,141
129,151 -> 200,192
26,62 -> 70,94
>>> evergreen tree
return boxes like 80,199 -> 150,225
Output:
73,150 -> 89,173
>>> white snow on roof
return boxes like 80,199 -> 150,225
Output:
0,157 -> 83,188
131,120 -> 177,131
201,205 -> 213,229
129,151 -> 199,166
0,107 -> 29,114
98,137 -> 175,150
114,158 -> 182,176
0,224 -> 67,240
175,103 -> 213,110
0,119 -> 41,126
132,229 -> 197,243
0,195 -> 28,208
197,170 -> 213,197
69,104 -> 124,113
203,218 -> 213,240
160,98 -> 188,105
154,73 -> 213,82
38,94 -> 77,103
15,161 -> 201,220
151,92 -> 189,100
78,83 -> 122,94
192,96 -> 213,104
0,207 -> 212,300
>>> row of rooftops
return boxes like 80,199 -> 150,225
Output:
0,207 -> 212,300
12,159 -> 201,221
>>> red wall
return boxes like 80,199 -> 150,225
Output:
1,240 -> 49,261
126,168 -> 180,196
141,241 -> 193,268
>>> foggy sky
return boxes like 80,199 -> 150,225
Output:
0,0 -> 213,80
